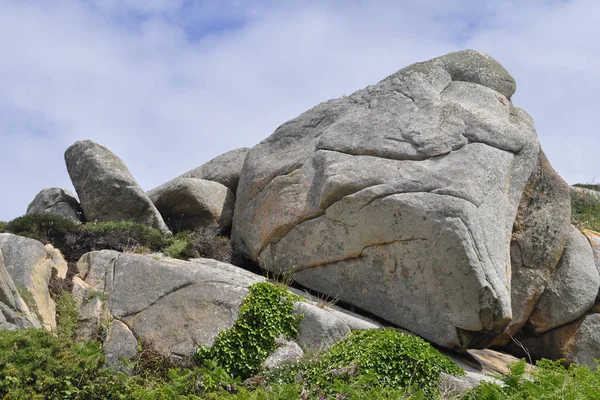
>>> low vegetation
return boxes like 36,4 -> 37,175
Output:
1,213 -> 232,263
571,183 -> 600,232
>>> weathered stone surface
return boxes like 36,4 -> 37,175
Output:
292,301 -> 379,351
492,151 -> 571,346
26,187 -> 83,221
103,320 -> 139,373
147,178 -> 235,233
0,233 -> 66,330
262,337 -> 303,371
168,147 -> 249,194
64,140 -> 169,234
74,250 -> 264,360
0,248 -> 40,330
233,50 -> 540,349
583,229 -> 600,275
511,313 -> 600,369
528,226 -> 599,334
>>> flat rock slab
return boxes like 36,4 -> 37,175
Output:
65,140 -> 169,234
233,50 -> 541,349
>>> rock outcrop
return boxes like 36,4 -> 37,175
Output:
233,50 -> 540,349
26,187 -> 83,221
0,248 -> 40,330
492,150 -> 571,346
166,147 -> 249,194
0,233 -> 67,330
65,140 -> 170,234
147,178 -> 235,233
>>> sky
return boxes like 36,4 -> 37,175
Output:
0,0 -> 598,221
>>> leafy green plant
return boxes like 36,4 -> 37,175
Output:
4,213 -> 81,242
196,282 -> 303,379
0,221 -> 7,232
55,291 -> 79,341
300,329 -> 463,398
463,358 -> 600,399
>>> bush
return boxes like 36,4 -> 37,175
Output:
300,328 -> 463,398
196,282 -> 303,379
4,213 -> 81,243
571,185 -> 600,232
164,227 -> 232,263
0,221 -> 6,232
463,358 -> 600,399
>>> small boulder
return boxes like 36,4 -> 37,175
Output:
262,337 -> 303,371
103,320 -> 139,373
64,140 -> 169,234
26,187 -> 83,221
170,147 -> 249,194
528,226 -> 599,334
147,178 -> 235,233
0,233 -> 67,330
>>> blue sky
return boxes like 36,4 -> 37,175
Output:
1,0 -> 599,221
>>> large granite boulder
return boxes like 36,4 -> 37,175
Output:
232,50 -> 540,349
166,147 -> 249,194
0,248 -> 40,330
492,151 -> 571,346
0,233 -> 67,330
65,140 -> 170,234
26,187 -> 83,221
147,178 -> 235,233
73,250 -> 379,361
528,225 -> 599,334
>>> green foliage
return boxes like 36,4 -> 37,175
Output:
0,221 -> 7,232
463,358 -> 600,399
4,213 -> 81,242
573,183 -> 600,191
196,282 -> 303,379
297,328 -> 463,398
55,291 -> 79,341
16,285 -> 43,323
164,228 -> 232,263
571,185 -> 600,232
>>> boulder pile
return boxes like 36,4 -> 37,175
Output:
3,50 -> 600,377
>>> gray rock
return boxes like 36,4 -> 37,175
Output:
26,187 -> 83,221
168,147 -> 249,194
583,229 -> 600,275
492,151 -> 571,346
529,226 -> 599,334
232,50 -> 540,349
64,140 -> 170,234
103,320 -> 139,373
147,178 -> 235,233
262,337 -> 303,370
511,313 -> 600,369
0,248 -> 40,330
0,233 -> 67,330
74,251 -> 264,360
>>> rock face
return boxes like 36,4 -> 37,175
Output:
528,225 -> 599,334
233,50 -> 540,349
0,234 -> 67,330
103,320 -> 139,373
168,147 -> 249,194
73,250 -> 379,361
511,313 -> 600,369
492,151 -> 571,346
26,187 -> 83,221
147,178 -> 235,233
64,140 -> 170,234
74,250 -> 264,360
0,248 -> 40,330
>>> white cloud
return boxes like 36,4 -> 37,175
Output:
0,0 -> 598,220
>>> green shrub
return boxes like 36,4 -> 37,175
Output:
55,291 -> 79,341
196,282 -> 303,379
463,358 -> 600,399
300,328 -> 463,398
571,185 -> 600,232
164,227 -> 232,263
0,221 -> 6,232
4,213 -> 81,242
